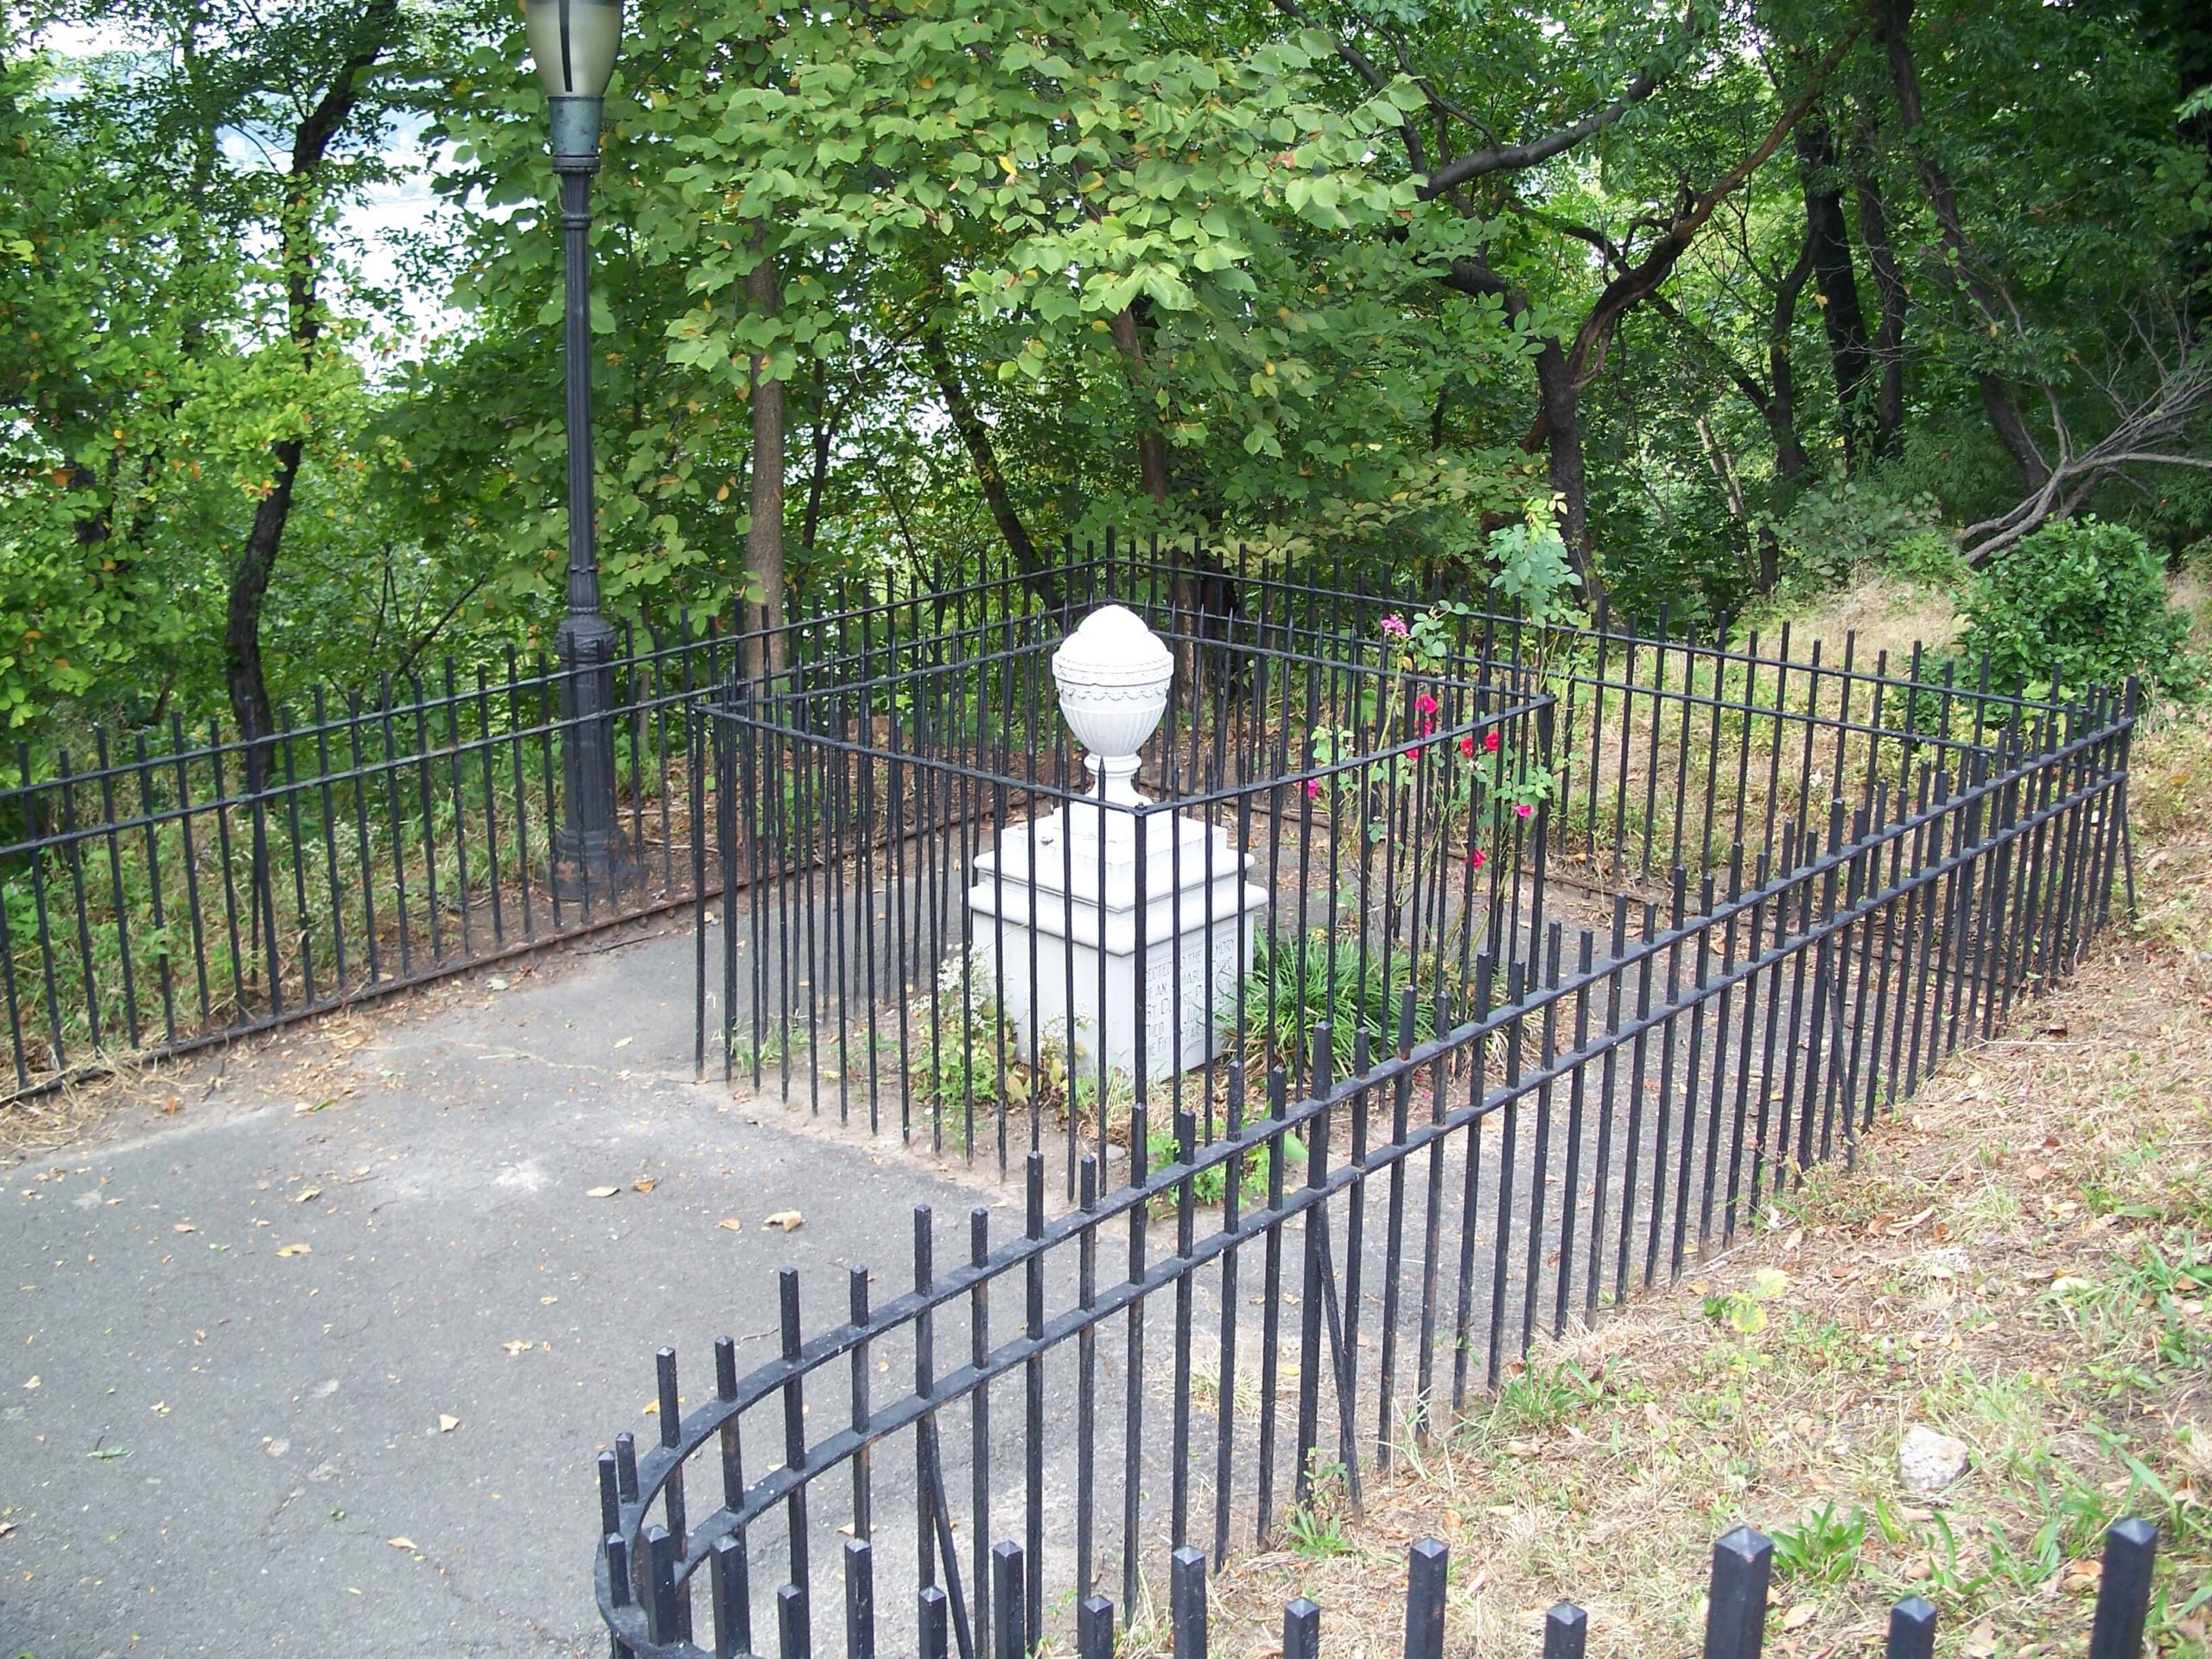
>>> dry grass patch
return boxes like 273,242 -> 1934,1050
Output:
1785,576 -> 1966,667
1199,707 -> 2212,1659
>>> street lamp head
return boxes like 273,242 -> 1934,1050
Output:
524,0 -> 622,158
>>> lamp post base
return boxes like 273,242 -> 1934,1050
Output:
552,607 -> 629,901
550,825 -> 631,902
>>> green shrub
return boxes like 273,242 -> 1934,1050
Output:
1234,929 -> 1463,1077
1776,483 -> 1945,592
1961,518 -> 2196,696
1885,527 -> 1968,591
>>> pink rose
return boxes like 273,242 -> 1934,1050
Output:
1515,802 -> 1534,818
1484,729 -> 1501,753
1414,693 -> 1439,715
1305,779 -> 1323,798
1379,613 -> 1409,639
1466,848 -> 1488,869
1458,734 -> 1476,759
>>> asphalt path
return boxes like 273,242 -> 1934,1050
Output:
0,917 -> 987,1659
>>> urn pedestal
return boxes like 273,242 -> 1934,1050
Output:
965,607 -> 1268,1084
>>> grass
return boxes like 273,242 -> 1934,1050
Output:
1192,649 -> 2212,1659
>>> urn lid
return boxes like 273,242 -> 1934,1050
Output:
1052,605 -> 1174,691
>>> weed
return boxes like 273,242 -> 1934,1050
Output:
1702,1267 -> 1789,1336
1284,1462 -> 1355,1560
728,1024 -> 809,1076
1141,1121 -> 1301,1208
1770,1502 -> 1867,1587
1475,1358 -> 1606,1440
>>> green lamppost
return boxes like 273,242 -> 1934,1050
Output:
524,0 -> 625,886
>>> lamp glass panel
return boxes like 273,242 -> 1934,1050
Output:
524,0 -> 621,98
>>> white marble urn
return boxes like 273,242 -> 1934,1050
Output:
1052,605 -> 1174,806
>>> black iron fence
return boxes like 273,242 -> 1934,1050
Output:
658,1516 -> 2162,1659
594,555 -> 2138,1658
708,553 -> 2124,1183
0,618 -> 755,1100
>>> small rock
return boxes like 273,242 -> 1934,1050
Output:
1898,1425 -> 1970,1495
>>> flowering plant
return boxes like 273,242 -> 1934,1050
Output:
1300,612 -> 1555,884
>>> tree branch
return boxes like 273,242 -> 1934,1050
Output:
1560,29 -> 1856,395
1419,64 -> 1669,197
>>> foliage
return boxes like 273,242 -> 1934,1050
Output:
4,0 -> 2209,764
1773,484 -> 1947,596
1959,520 -> 2196,696
1768,1502 -> 1868,1588
1141,1120 -> 1295,1208
1238,929 -> 1454,1077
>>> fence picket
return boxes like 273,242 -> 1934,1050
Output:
1703,1526 -> 1774,1659
2088,1516 -> 2158,1659
1885,1596 -> 1937,1659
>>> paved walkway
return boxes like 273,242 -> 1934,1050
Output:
0,918 -> 987,1659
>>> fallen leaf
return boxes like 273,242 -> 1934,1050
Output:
586,1186 -> 620,1199
1783,1605 -> 1817,1631
276,1243 -> 312,1257
1963,1622 -> 1998,1659
293,1099 -> 332,1116
613,1036 -> 634,1050
293,1187 -> 321,1204
764,1210 -> 804,1231
0,1520 -> 14,1536
87,1445 -> 130,1462
718,1218 -> 743,1232
22,1375 -> 39,1390
387,1536 -> 421,1553
172,1222 -> 195,1234
632,1178 -> 659,1193
500,1340 -> 533,1357
438,1414 -> 460,1433
540,1295 -> 559,1305
486,976 -> 510,992
152,1401 -> 169,1415
160,1096 -> 181,1115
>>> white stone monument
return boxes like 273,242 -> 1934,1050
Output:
966,606 -> 1268,1084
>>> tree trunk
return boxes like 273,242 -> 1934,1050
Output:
920,327 -> 1058,606
1793,118 -> 1874,469
1107,303 -> 1205,683
745,241 -> 787,677
1849,130 -> 1909,461
1445,254 -> 1603,603
1531,339 -> 1592,585
1107,307 -> 1172,507
1879,0 -> 2047,487
1766,236 -> 1815,486
222,0 -> 398,776
799,358 -> 830,560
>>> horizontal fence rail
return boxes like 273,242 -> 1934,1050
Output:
596,551 -> 2137,1659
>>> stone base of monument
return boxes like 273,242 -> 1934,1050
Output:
967,807 -> 1268,1085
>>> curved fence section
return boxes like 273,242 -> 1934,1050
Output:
785,1517 -> 2159,1659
